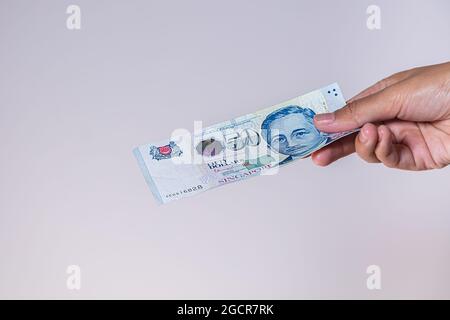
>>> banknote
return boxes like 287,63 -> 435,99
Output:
134,83 -> 355,204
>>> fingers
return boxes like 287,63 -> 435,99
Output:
355,123 -> 417,170
375,124 -> 417,170
355,123 -> 380,163
374,125 -> 400,167
312,123 -> 417,170
311,124 -> 382,166
311,133 -> 356,166
314,85 -> 401,133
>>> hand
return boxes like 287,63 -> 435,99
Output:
312,62 -> 450,170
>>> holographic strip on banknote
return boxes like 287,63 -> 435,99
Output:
134,83 -> 355,204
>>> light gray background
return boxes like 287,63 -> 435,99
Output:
1,0 -> 449,299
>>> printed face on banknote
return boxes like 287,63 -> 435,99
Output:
261,105 -> 327,158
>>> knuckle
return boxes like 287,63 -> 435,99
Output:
374,78 -> 390,91
359,155 -> 379,164
344,101 -> 363,126
355,147 -> 378,163
374,146 -> 390,166
376,147 -> 398,168
382,159 -> 397,168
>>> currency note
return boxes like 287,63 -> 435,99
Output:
134,83 -> 354,204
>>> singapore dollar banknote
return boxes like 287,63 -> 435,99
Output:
134,83 -> 355,204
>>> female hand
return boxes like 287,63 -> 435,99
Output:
312,62 -> 450,170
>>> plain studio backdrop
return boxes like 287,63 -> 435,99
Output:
1,0 -> 449,299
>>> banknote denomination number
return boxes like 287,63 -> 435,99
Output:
198,128 -> 261,156
224,128 -> 260,151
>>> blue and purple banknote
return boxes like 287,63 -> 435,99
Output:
134,83 -> 355,204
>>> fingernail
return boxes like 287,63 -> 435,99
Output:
314,112 -> 335,124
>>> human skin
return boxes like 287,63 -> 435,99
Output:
311,61 -> 450,170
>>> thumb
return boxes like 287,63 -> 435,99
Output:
314,86 -> 399,133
